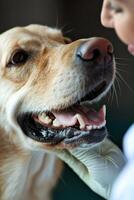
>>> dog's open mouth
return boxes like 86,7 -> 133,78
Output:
17,81 -> 108,147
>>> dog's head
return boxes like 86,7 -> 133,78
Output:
0,24 -> 115,150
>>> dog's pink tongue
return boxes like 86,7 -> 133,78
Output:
53,104 -> 106,128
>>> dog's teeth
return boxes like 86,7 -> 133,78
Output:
43,116 -> 52,124
86,122 -> 106,131
53,119 -> 61,127
87,125 -> 92,130
97,125 -> 101,129
103,105 -> 106,118
39,113 -> 52,124
92,125 -> 96,129
75,114 -> 85,129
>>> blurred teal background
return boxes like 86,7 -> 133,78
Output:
0,0 -> 134,199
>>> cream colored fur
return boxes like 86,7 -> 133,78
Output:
0,24 -> 65,200
0,24 -> 116,200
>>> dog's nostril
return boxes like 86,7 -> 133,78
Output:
76,38 -> 114,64
77,48 -> 103,62
77,48 -> 101,61
91,49 -> 101,61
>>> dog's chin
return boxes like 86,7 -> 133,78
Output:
17,80 -> 109,149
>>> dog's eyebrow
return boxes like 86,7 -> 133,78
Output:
13,39 -> 41,49
18,39 -> 41,48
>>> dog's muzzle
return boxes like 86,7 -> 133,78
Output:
17,38 -> 114,148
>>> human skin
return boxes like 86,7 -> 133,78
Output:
101,0 -> 134,55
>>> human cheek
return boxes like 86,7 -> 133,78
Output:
114,19 -> 134,45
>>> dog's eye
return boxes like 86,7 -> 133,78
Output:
9,50 -> 29,66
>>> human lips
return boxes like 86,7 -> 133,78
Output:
128,44 -> 134,56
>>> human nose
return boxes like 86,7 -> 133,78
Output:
101,0 -> 114,28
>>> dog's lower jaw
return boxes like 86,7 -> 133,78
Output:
0,130 -> 63,200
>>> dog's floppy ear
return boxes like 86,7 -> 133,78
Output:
26,24 -> 66,43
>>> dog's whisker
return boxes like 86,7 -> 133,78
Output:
54,3 -> 62,29
113,82 -> 119,107
111,82 -> 119,105
107,89 -> 111,104
63,28 -> 74,35
115,77 -> 121,94
60,24 -> 68,31
116,66 -> 128,73
116,62 -> 129,66
55,13 -> 60,29
107,90 -> 112,105
116,71 -> 134,94
115,69 -> 123,92
59,24 -> 73,33
111,87 -> 115,105
115,57 -> 132,61
108,87 -> 114,105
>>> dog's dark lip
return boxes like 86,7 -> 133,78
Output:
76,80 -> 107,103
17,113 -> 107,145
63,127 -> 107,145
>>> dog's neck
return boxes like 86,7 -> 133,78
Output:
0,128 -> 62,200
0,128 -> 29,199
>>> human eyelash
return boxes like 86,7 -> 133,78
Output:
108,2 -> 123,13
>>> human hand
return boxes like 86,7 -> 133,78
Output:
55,138 -> 126,199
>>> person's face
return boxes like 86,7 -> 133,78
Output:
101,0 -> 134,55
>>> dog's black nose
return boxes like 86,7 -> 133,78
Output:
77,38 -> 113,64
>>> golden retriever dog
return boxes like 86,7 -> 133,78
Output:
0,24 -> 116,200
